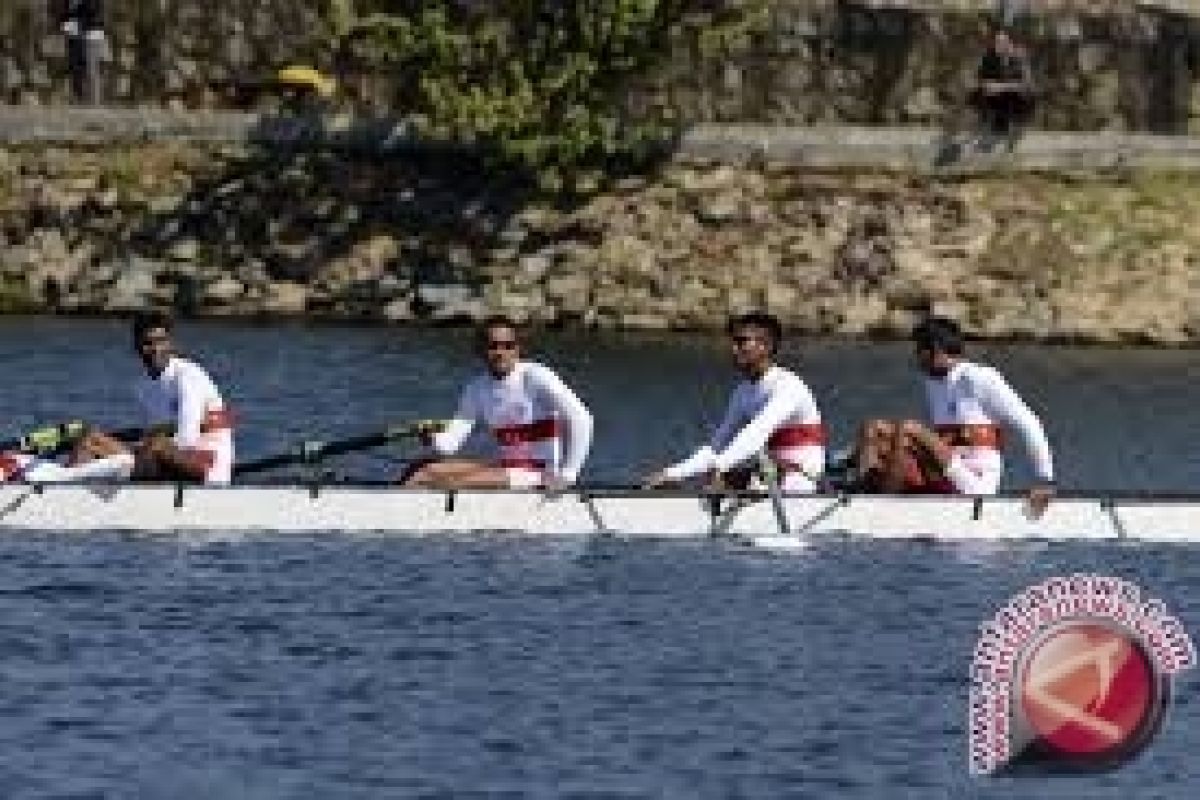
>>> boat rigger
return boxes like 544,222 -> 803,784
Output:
0,485 -> 1191,543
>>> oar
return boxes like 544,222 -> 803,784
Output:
233,420 -> 446,477
756,450 -> 791,535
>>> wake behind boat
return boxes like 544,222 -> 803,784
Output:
0,483 -> 1191,543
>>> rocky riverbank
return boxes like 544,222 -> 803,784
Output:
1,139 -> 1198,344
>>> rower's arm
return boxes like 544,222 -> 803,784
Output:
663,393 -> 744,481
711,383 -> 801,473
431,387 -> 476,455
534,366 -> 593,484
662,446 -> 717,482
172,368 -> 209,448
976,367 -> 1055,482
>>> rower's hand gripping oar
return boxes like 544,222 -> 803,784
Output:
233,420 -> 447,477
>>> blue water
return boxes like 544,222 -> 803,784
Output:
0,318 -> 1199,797
0,534 -> 1197,798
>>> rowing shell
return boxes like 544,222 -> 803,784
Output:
0,484 -> 1195,543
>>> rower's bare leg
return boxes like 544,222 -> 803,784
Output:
67,430 -> 131,466
882,420 -> 954,492
854,419 -> 895,489
400,458 -> 511,489
858,419 -> 894,471
132,435 -> 208,483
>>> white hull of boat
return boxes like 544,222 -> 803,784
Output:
0,484 -> 1195,543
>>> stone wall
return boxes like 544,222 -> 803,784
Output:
656,0 -> 1200,133
0,0 -> 328,108
4,1 -> 1200,132
2,139 -> 1198,344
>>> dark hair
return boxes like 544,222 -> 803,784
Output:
912,316 -> 964,356
476,315 -> 521,346
132,309 -> 174,343
727,312 -> 783,354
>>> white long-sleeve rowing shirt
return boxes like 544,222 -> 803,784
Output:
925,360 -> 1054,488
664,365 -> 825,492
135,356 -> 235,484
431,360 -> 594,484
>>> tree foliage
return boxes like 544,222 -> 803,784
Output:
326,1 -> 767,187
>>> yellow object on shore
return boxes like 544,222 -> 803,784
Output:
276,66 -> 337,98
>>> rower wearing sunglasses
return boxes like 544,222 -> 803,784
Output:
399,316 -> 594,490
643,312 -> 826,493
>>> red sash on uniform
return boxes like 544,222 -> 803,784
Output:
766,423 -> 826,448
935,424 -> 1002,450
201,407 -> 235,433
492,418 -> 560,471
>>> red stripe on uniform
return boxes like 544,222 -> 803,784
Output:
935,424 -> 1002,450
767,424 -> 825,448
201,407 -> 235,433
493,418 -> 561,446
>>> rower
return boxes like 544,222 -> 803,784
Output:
644,312 -> 825,492
400,316 -> 593,490
854,316 -> 1054,515
71,310 -> 235,484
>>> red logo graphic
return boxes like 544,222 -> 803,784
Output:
969,575 -> 1195,776
1017,620 -> 1163,767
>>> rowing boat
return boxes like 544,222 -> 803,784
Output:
0,484 -> 1194,543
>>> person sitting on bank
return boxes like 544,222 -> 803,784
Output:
969,27 -> 1035,139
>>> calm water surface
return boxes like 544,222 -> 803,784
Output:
0,318 -> 1198,798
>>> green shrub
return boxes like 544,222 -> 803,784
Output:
327,1 -> 767,189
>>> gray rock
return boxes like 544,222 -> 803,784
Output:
204,276 -> 244,304
262,282 -> 308,315
695,196 -> 742,225
106,269 -> 157,312
544,275 -> 590,311
620,313 -> 671,330
375,274 -> 407,300
518,254 -> 552,282
382,297 -> 414,321
430,298 -> 487,323
168,239 -> 201,262
416,283 -> 474,309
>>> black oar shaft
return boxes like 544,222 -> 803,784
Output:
314,432 -> 392,460
233,423 -> 435,477
231,453 -> 297,476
